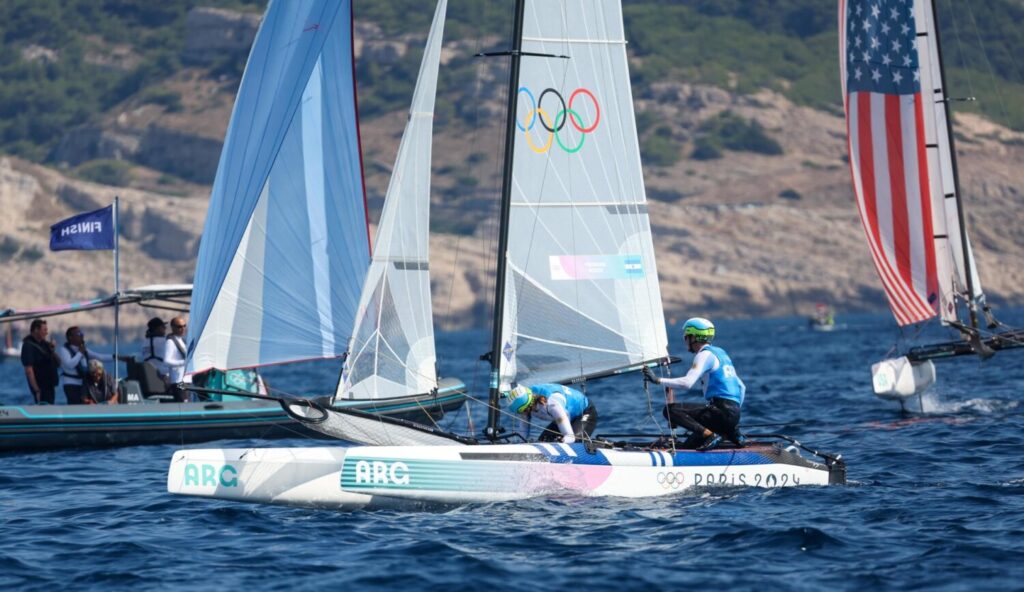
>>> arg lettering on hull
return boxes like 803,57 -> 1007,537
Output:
183,463 -> 239,488
341,460 -> 411,490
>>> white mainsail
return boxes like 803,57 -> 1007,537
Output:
913,0 -> 985,323
336,0 -> 448,401
498,0 -> 668,389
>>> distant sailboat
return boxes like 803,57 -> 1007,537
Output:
839,0 -> 1024,410
169,0 -> 844,509
186,0 -> 465,420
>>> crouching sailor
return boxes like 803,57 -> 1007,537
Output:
504,383 -> 597,444
643,317 -> 746,452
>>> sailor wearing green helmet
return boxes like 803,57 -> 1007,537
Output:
642,317 -> 746,451
503,383 -> 597,444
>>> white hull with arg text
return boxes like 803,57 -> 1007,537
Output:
168,439 -> 844,510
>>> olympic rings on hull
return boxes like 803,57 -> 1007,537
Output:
656,471 -> 686,490
516,87 -> 601,154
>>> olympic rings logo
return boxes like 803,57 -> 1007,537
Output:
516,87 -> 600,154
656,472 -> 685,490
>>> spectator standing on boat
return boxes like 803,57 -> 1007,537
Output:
643,317 -> 746,452
163,316 -> 189,402
58,326 -> 127,405
82,359 -> 119,405
20,319 -> 59,404
504,383 -> 597,444
140,317 -> 168,378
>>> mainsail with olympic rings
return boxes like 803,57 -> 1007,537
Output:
497,0 -> 669,388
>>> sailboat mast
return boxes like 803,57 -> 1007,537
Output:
929,0 -> 979,330
485,0 -> 526,440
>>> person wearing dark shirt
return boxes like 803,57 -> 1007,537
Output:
58,326 -> 122,405
140,317 -> 168,378
20,319 -> 59,404
83,359 -> 119,405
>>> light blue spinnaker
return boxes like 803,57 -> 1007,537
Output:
188,0 -> 370,373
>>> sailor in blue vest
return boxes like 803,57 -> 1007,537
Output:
504,383 -> 597,444
643,317 -> 746,451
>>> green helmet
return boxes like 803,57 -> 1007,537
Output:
682,317 -> 715,342
503,385 -> 535,414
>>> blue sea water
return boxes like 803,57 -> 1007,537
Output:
1,312 -> 1023,591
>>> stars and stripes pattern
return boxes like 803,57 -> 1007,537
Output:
841,0 -> 940,326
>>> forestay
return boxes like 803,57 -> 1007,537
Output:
840,0 -> 984,327
498,0 -> 668,389
189,0 -> 370,373
337,0 -> 448,400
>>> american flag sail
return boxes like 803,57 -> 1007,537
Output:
840,0 -> 984,327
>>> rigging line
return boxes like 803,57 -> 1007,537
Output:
480,52 -> 505,373
639,373 -> 666,440
962,1 -> 1015,140
988,16 -> 1024,90
887,317 -> 932,358
974,322 -> 1024,344
441,233 -> 463,338
406,389 -> 446,432
942,0 -> 977,107
556,2 -> 586,385
505,9 -> 571,385
441,0 -> 485,357
613,9 -> 667,371
462,3 -> 494,414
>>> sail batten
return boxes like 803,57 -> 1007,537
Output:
189,0 -> 368,373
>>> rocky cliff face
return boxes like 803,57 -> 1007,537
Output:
6,8 -> 1024,339
181,7 -> 261,66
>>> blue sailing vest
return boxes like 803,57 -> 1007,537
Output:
529,384 -> 589,419
701,345 -> 744,406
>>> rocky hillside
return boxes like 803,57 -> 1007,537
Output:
1,2 -> 1023,339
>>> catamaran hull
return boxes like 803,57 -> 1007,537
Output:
167,442 -> 842,510
871,356 -> 936,402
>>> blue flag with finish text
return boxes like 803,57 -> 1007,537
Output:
50,205 -> 115,251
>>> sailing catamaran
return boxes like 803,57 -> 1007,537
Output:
184,0 -> 465,419
840,0 -> 1024,411
167,0 -> 844,509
